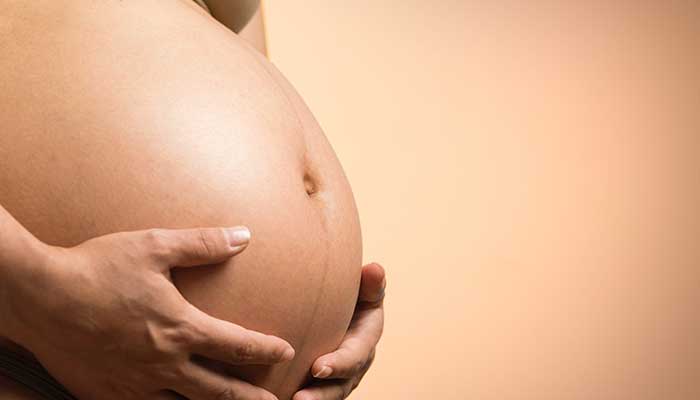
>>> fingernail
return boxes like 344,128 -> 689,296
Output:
281,347 -> 295,362
225,226 -> 250,248
313,366 -> 332,379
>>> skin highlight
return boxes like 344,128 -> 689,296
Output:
0,1 -> 384,399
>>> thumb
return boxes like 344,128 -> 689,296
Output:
358,263 -> 386,303
149,226 -> 251,268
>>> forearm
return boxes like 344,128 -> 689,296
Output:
202,0 -> 267,56
0,205 -> 41,265
237,4 -> 268,56
0,204 -> 48,340
205,0 -> 259,33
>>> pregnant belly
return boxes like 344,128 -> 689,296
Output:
0,1 -> 362,399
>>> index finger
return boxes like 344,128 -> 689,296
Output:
184,305 -> 296,365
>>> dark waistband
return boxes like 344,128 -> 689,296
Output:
0,347 -> 76,400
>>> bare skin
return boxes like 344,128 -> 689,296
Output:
0,206 -> 385,400
0,203 -> 385,399
0,205 -> 293,400
237,4 -> 268,55
205,0 -> 261,35
0,0 -> 383,398
295,263 -> 385,400
230,3 -> 386,398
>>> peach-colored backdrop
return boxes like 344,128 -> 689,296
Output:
264,2 -> 699,399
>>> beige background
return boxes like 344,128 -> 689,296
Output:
264,2 -> 699,399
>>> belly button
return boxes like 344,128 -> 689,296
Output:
304,172 -> 319,196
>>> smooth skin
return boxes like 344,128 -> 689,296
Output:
233,7 -> 388,393
295,263 -> 386,400
0,201 -> 386,400
206,4 -> 388,396
0,1 -> 385,398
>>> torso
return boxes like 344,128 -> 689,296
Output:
0,1 -> 362,399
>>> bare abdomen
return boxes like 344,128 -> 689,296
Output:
0,1 -> 362,399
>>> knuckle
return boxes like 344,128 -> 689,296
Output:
234,338 -> 256,362
144,229 -> 173,260
338,352 -> 366,377
161,360 -> 189,383
336,348 -> 366,376
196,229 -> 217,260
146,322 -> 173,355
167,321 -> 199,348
352,358 -> 365,375
150,329 -> 181,359
148,321 -> 197,360
214,387 -> 240,400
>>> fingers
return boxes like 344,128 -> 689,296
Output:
310,338 -> 375,380
292,380 -> 354,400
308,263 -> 385,381
185,305 -> 295,365
358,263 -> 386,303
145,226 -> 251,267
310,306 -> 382,379
174,362 -> 279,400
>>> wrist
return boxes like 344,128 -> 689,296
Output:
0,238 -> 54,343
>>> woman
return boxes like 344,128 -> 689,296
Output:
0,1 -> 385,399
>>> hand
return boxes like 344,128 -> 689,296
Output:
292,263 -> 386,400
4,227 -> 294,400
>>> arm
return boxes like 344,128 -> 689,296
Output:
204,0 -> 259,33
0,205 -> 49,339
203,0 -> 268,55
238,4 -> 268,56
0,203 -> 293,400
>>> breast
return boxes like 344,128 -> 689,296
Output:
0,1 -> 362,399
